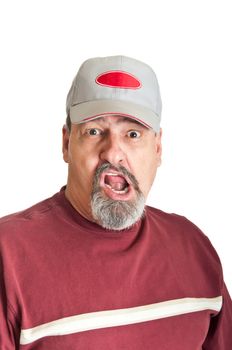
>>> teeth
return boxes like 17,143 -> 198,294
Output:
105,184 -> 129,194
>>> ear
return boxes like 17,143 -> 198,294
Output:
155,128 -> 162,166
62,125 -> 70,163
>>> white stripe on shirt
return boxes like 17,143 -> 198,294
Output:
20,296 -> 222,345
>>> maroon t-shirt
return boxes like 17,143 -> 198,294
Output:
0,188 -> 232,349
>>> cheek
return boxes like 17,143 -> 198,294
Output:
133,152 -> 158,196
69,148 -> 99,186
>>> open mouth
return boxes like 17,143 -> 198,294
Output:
99,170 -> 132,200
104,173 -> 129,194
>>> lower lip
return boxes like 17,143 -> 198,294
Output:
102,184 -> 134,201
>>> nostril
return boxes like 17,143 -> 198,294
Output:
99,145 -> 125,164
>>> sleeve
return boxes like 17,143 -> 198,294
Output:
203,283 -> 232,349
0,255 -> 20,350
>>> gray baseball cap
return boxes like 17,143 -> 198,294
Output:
66,55 -> 162,132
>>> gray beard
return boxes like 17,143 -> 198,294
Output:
91,163 -> 145,231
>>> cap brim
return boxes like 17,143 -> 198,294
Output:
70,100 -> 160,132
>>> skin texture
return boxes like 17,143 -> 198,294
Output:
62,115 -> 162,224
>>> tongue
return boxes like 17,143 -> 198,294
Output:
105,175 -> 128,191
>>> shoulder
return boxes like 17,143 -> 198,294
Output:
144,205 -> 223,288
0,193 -> 60,241
145,205 -> 213,246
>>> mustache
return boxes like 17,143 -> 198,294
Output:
93,162 -> 140,191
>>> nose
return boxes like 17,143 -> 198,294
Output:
99,133 -> 125,166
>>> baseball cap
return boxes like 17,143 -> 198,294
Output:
66,55 -> 162,132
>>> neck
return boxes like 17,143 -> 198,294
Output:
64,185 -> 96,223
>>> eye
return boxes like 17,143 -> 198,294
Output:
127,130 -> 141,138
86,128 -> 102,136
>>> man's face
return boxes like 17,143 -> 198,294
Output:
62,115 -> 162,230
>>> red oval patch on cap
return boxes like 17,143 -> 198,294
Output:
96,71 -> 141,89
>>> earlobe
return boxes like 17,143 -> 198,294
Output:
62,125 -> 70,163
155,128 -> 162,149
155,129 -> 162,166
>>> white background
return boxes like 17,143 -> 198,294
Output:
0,0 -> 231,294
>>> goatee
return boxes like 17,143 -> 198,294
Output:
91,163 -> 145,231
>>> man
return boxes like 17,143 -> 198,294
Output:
0,56 -> 231,349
